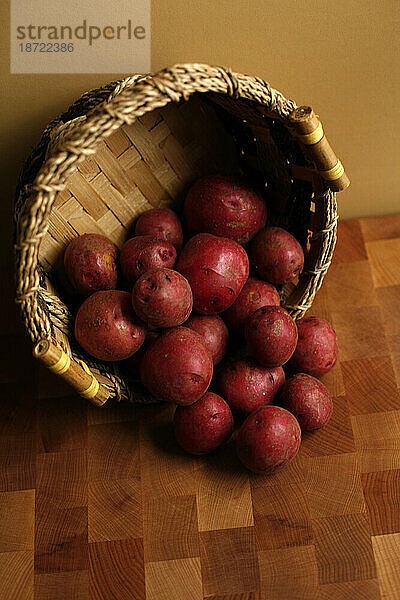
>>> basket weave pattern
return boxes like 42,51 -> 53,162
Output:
14,64 -> 338,403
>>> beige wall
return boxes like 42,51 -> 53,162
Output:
1,0 -> 399,221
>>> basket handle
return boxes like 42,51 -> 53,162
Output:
289,106 -> 350,192
33,339 -> 109,406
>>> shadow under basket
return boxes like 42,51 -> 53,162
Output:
14,63 -> 349,405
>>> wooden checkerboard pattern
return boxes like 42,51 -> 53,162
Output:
2,215 -> 400,599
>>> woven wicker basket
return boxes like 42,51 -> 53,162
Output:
14,63 -> 349,405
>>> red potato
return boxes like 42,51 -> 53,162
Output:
177,233 -> 249,314
236,405 -> 301,474
119,331 -> 160,378
289,316 -> 338,377
184,174 -> 267,245
250,226 -> 304,284
245,306 -> 298,367
120,235 -> 177,284
185,314 -> 229,365
132,268 -> 193,329
217,358 -> 285,414
174,392 -> 234,454
223,277 -> 280,335
281,373 -> 333,431
135,207 -> 183,251
74,290 -> 146,361
64,233 -> 118,296
140,327 -> 213,405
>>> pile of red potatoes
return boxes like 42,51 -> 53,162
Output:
65,174 -> 338,475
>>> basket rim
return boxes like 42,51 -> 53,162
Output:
13,62 -> 338,402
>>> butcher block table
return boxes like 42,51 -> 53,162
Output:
2,214 -> 400,600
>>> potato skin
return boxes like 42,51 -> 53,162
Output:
289,316 -> 338,377
184,174 -> 267,245
140,327 -> 213,405
245,306 -> 298,367
250,226 -> 304,284
135,207 -> 183,251
74,290 -> 146,361
281,373 -> 333,431
174,392 -> 234,454
236,405 -> 301,474
185,314 -> 229,365
177,233 -> 249,314
132,268 -> 193,329
217,358 -> 285,414
64,233 -> 118,296
223,277 -> 280,335
119,331 -> 159,378
120,235 -> 177,284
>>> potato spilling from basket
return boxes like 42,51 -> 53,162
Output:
65,174 -> 338,474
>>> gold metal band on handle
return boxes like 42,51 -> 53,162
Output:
79,359 -> 100,400
320,160 -> 345,181
80,376 -> 100,400
48,350 -> 70,374
296,122 -> 324,145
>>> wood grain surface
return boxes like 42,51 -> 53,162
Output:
2,215 -> 400,599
